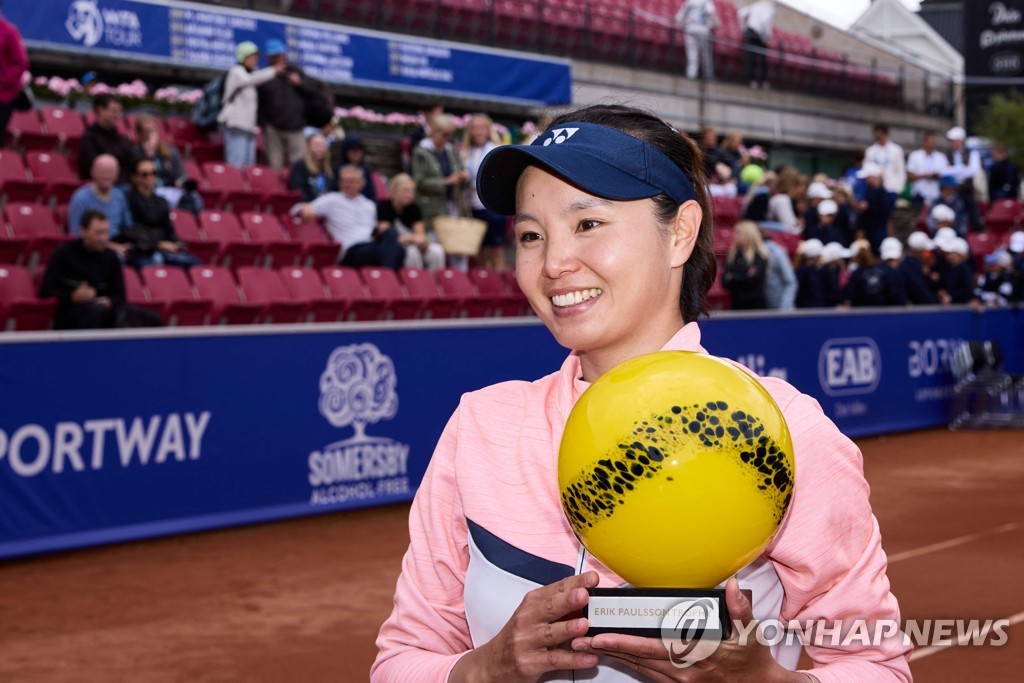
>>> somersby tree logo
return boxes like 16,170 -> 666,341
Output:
307,344 -> 411,505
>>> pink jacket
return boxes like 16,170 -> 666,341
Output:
0,18 -> 28,105
373,323 -> 912,682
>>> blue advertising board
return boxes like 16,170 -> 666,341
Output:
0,308 -> 1020,559
7,0 -> 573,106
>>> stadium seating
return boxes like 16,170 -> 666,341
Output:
244,165 -> 301,215
502,269 -> 532,316
189,265 -> 263,325
39,107 -> 85,148
0,149 -> 45,204
437,267 -> 490,318
201,162 -> 262,212
0,264 -> 55,331
170,209 -> 219,263
467,267 -> 517,317
25,151 -> 80,205
320,265 -> 382,321
239,212 -> 302,268
399,267 -> 459,319
141,265 -> 212,326
199,209 -> 263,268
121,266 -> 152,310
361,266 -> 423,320
4,202 -> 67,274
280,213 -> 341,268
236,266 -> 308,324
985,200 -> 1021,235
713,196 -> 741,229
278,265 -> 346,322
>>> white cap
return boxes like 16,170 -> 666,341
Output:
856,162 -> 884,179
807,182 -> 833,200
1009,230 -> 1024,253
821,242 -> 849,264
906,231 -> 935,251
817,199 -> 838,216
930,204 -> 956,224
949,237 -> 970,256
934,226 -> 958,243
879,237 -> 903,261
946,126 -> 966,141
800,238 -> 824,258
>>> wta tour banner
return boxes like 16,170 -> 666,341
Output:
0,309 -> 1020,559
6,0 -> 572,106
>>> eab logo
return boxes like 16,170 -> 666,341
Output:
543,127 -> 579,145
818,338 -> 881,397
307,344 -> 410,505
66,0 -> 103,47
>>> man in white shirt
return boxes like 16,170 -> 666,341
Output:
676,0 -> 719,81
906,131 -> 947,205
297,165 -> 404,269
946,126 -> 985,232
864,122 -> 906,228
739,0 -> 776,88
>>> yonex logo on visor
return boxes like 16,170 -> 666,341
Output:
476,121 -> 698,215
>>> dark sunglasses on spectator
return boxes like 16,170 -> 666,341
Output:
136,170 -> 157,177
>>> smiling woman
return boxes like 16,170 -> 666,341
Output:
371,105 -> 913,683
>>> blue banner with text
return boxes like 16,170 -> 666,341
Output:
6,0 -> 572,105
0,309 -> 1020,559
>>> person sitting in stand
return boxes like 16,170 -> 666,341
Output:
802,199 -> 844,246
78,93 -> 133,184
337,136 -> 377,203
289,133 -> 337,202
987,142 -> 1020,201
722,220 -> 768,309
68,154 -> 132,260
377,173 -> 446,272
131,114 -> 186,188
124,157 -> 201,269
819,241 -> 849,307
901,231 -> 940,305
794,238 -> 825,308
294,164 -> 403,269
842,239 -> 904,307
938,236 -> 975,305
854,163 -> 889,254
927,177 -> 969,237
39,210 -> 125,330
975,250 -> 1017,308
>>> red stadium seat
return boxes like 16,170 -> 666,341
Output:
437,267 -> 490,317
712,227 -> 734,257
200,162 -> 262,212
180,159 -> 204,185
0,264 -> 55,330
707,270 -> 732,312
121,266 -> 151,309
278,266 -> 346,322
170,209 -> 219,264
39,108 -> 85,148
320,265 -> 382,320
5,202 -> 67,274
771,231 -> 801,257
467,267 -> 517,317
0,149 -> 45,204
713,196 -> 742,229
399,267 -> 459,318
361,266 -> 423,319
244,164 -> 301,214
189,265 -> 263,325
6,109 -> 58,151
502,269 -> 531,315
141,265 -> 212,326
967,232 -> 999,270
236,266 -> 308,324
25,151 -> 81,204
281,213 -> 341,268
239,212 -> 301,268
199,209 -> 263,268
985,199 -> 1021,235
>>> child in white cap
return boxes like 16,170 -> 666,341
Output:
902,231 -> 940,304
794,238 -> 825,308
940,236 -> 975,304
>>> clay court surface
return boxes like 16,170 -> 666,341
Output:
1,428 -> 1021,682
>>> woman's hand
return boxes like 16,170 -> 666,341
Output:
571,579 -> 813,683
448,571 -> 600,683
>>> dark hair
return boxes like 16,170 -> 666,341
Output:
547,104 -> 717,323
873,122 -> 890,135
92,93 -> 117,111
80,209 -> 108,231
132,155 -> 153,175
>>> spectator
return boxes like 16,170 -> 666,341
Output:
39,210 -> 125,329
741,170 -> 774,221
698,126 -> 730,181
820,241 -> 849,307
863,123 -> 906,227
132,114 -> 186,189
794,238 -> 825,308
0,10 -> 28,149
124,157 -> 200,269
842,239 -> 904,307
945,126 -> 985,231
289,133 -> 336,202
219,41 -> 282,169
805,199 -> 844,245
975,250 -> 1016,308
408,101 -> 445,153
676,0 -> 719,81
1009,230 -> 1024,272
377,173 -> 445,272
258,38 -> 314,171
463,113 -> 508,272
939,236 -> 974,304
337,136 -> 377,203
722,220 -> 768,309
739,0 -> 775,89
906,131 -> 947,205
901,231 -> 940,305
77,93 -> 133,184
296,164 -> 403,269
878,236 -> 908,305
831,186 -> 859,246
854,163 -> 889,253
928,179 -> 968,236
761,228 -> 796,310
718,132 -> 744,180
988,142 -> 1020,201
68,154 -> 132,251
766,168 -> 803,233
801,181 -> 832,237
412,114 -> 468,232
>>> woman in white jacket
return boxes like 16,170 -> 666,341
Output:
218,41 -> 282,168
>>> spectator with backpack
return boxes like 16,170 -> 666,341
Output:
218,41 -> 282,169
258,38 -> 320,171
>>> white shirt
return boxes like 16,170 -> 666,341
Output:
906,148 -> 948,202
676,0 -> 718,35
465,141 -> 496,210
864,140 -> 907,194
948,148 -> 983,185
310,192 -> 377,258
739,0 -> 775,41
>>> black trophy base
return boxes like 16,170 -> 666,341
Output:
584,587 -> 731,639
